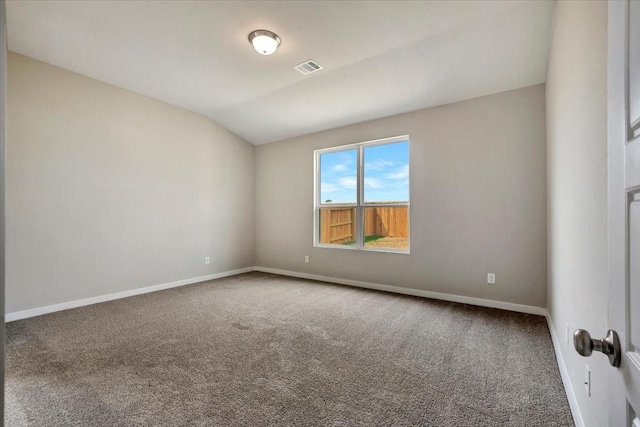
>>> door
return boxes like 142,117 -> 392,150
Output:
609,1 -> 640,425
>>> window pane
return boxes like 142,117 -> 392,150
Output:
319,207 -> 357,245
363,207 -> 409,250
319,149 -> 357,205
363,141 -> 409,203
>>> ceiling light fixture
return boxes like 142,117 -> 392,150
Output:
248,30 -> 281,55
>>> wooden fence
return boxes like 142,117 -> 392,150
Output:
320,208 -> 356,244
364,206 -> 408,238
320,206 -> 408,244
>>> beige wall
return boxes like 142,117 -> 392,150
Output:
256,84 -> 547,308
6,52 -> 255,313
546,1 -> 608,426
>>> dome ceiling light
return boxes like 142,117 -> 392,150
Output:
248,30 -> 281,55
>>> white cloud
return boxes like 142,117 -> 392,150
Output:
321,182 -> 339,193
365,160 -> 395,171
339,177 -> 357,189
386,165 -> 409,180
365,177 -> 383,189
332,163 -> 348,172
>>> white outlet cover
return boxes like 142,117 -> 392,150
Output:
487,273 -> 496,284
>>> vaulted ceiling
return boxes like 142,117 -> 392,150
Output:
6,1 -> 555,145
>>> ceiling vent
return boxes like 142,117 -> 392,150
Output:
294,59 -> 323,75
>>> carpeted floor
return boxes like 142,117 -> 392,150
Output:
6,272 -> 574,426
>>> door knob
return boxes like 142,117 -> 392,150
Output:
573,329 -> 621,367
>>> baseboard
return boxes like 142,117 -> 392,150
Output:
546,311 -> 584,427
5,267 -> 255,322
254,266 -> 546,316
6,265 -> 546,319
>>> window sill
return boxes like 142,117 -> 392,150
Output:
314,243 -> 410,255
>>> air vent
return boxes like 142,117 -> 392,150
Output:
294,59 -> 323,75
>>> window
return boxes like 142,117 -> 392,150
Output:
314,136 -> 410,253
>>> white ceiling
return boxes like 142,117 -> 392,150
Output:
6,0 -> 555,145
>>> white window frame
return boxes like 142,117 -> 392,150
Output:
313,135 -> 410,254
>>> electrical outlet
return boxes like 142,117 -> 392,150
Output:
487,273 -> 496,284
305,255 -> 309,263
205,257 -> 210,265
565,323 -> 570,345
584,365 -> 591,397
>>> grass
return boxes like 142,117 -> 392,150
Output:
342,235 -> 384,246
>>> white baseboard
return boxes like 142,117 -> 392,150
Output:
5,267 -> 255,322
254,266 -> 546,316
546,311 -> 584,427
6,265 -> 546,319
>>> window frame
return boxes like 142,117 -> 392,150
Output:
313,135 -> 410,254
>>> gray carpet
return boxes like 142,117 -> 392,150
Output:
6,272 -> 573,426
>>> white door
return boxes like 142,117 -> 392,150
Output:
0,0 -> 6,422
608,1 -> 640,425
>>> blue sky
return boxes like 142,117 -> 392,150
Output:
320,141 -> 409,204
